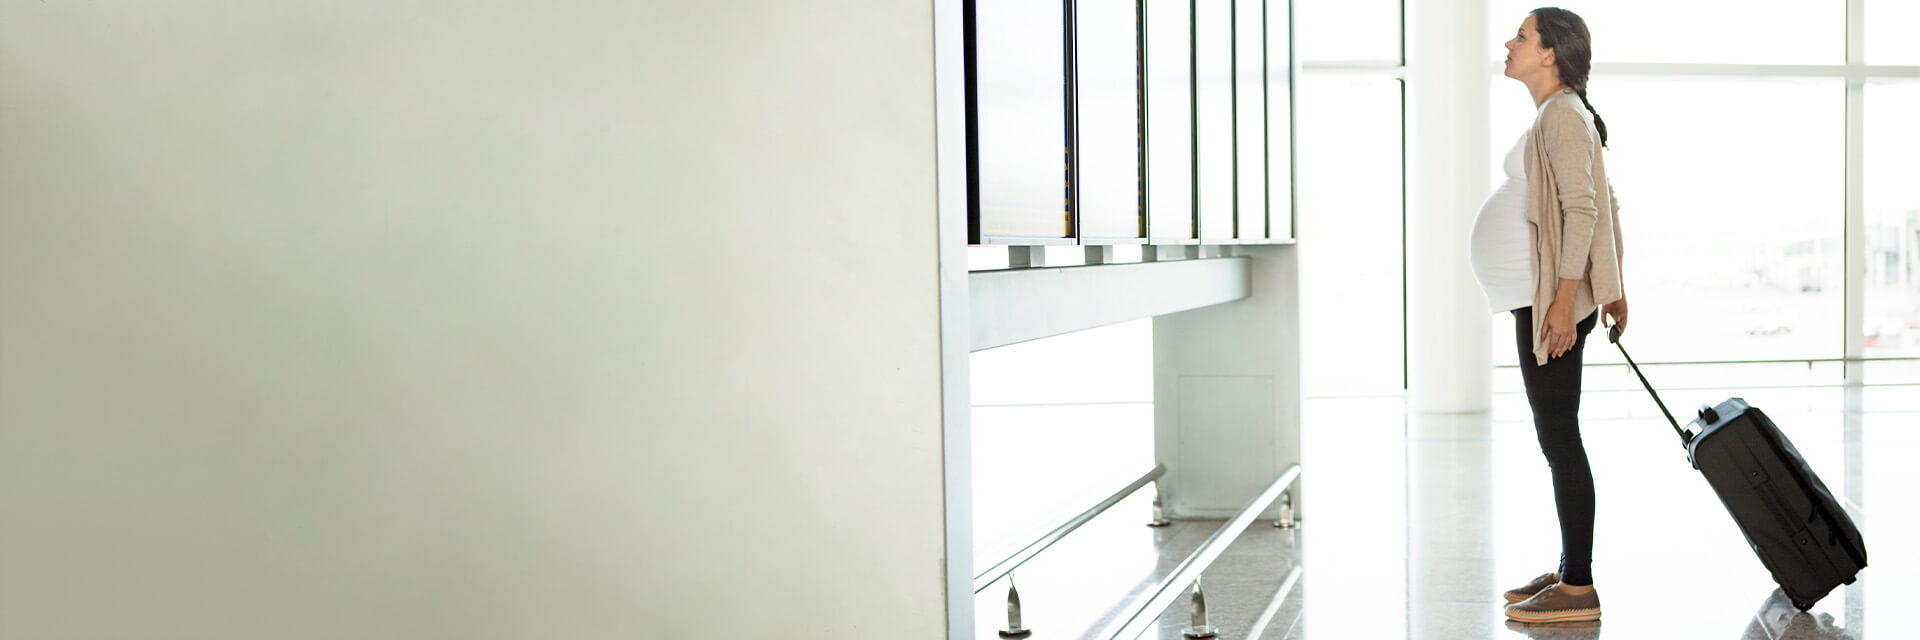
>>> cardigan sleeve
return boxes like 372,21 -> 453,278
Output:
1609,182 -> 1623,262
1542,102 -> 1601,277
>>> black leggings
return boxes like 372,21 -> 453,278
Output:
1513,306 -> 1599,587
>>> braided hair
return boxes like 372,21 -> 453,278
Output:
1531,7 -> 1608,148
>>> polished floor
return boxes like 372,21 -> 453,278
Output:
971,384 -> 1916,639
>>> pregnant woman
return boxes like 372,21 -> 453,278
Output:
1469,7 -> 1628,625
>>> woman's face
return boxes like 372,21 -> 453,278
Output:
1503,14 -> 1555,82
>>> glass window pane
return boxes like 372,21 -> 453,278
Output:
1235,0 -> 1268,240
1265,0 -> 1294,241
973,0 -> 1069,240
1077,0 -> 1144,241
1298,75 -> 1404,395
1867,1 -> 1920,65
1483,76 -> 1537,368
1146,0 -> 1195,242
1487,1 -> 1845,66
1865,82 -> 1920,357
1299,397 -> 1407,640
1584,78 -> 1844,363
1866,359 -> 1920,386
1197,0 -> 1235,241
969,318 -> 1151,564
1489,73 -> 1537,186
1296,0 -> 1399,62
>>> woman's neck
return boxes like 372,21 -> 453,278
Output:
1529,81 -> 1567,108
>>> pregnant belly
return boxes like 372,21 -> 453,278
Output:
1470,183 -> 1530,275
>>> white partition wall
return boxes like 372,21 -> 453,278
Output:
1153,247 -> 1303,518
0,2 -> 1315,639
0,3 -> 951,639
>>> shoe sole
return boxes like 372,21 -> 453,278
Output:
1504,607 -> 1600,623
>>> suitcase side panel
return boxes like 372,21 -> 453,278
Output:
1689,406 -> 1863,606
1692,431 -> 1812,594
1743,408 -> 1868,568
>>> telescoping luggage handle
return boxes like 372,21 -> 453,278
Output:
1611,328 -> 1871,578
1606,323 -> 1699,448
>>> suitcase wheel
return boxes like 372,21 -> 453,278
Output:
1793,599 -> 1815,611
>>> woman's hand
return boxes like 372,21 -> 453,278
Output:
1602,297 -> 1628,338
1540,300 -> 1578,358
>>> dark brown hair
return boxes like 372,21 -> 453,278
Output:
1531,7 -> 1608,147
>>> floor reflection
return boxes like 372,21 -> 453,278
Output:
1503,619 -> 1600,639
970,384 -> 1911,639
1745,589 -> 1857,640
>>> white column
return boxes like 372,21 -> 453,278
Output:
1405,0 -> 1493,413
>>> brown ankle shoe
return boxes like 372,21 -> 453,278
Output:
1502,572 -> 1559,604
1505,583 -> 1601,623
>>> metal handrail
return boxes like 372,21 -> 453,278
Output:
1100,464 -> 1303,640
1494,355 -> 1920,369
973,464 -> 1167,594
1510,382 -> 1912,394
1244,566 -> 1306,640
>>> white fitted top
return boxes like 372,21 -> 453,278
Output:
1470,131 -> 1533,314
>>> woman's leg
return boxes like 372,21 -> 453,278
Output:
1512,306 -> 1600,586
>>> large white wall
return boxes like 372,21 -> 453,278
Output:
0,3 -> 950,638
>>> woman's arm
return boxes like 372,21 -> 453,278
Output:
1537,102 -> 1604,357
1542,278 -> 1582,356
1543,103 -> 1602,277
1609,182 -> 1623,262
1604,181 -> 1628,336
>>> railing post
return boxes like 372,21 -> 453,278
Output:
998,574 -> 1032,638
1148,488 -> 1172,527
1272,489 -> 1299,528
1182,577 -> 1219,638
1101,465 -> 1300,640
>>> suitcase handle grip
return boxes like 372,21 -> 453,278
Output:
1607,322 -> 1695,448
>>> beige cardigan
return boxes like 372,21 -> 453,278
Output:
1524,89 -> 1624,365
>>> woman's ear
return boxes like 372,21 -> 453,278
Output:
1540,48 -> 1557,69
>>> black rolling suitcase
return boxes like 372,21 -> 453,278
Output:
1607,324 -> 1867,611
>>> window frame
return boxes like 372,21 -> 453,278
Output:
1478,1 -> 1920,381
